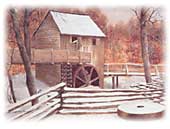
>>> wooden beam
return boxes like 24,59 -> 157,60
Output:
112,76 -> 115,89
7,82 -> 66,112
116,76 -> 119,88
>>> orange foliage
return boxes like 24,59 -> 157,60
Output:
7,8 -> 165,74
9,65 -> 35,75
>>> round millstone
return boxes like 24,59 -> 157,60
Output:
117,101 -> 165,119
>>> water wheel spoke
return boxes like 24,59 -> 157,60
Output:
82,67 -> 88,81
76,76 -> 86,84
80,84 -> 88,88
89,67 -> 94,78
73,64 -> 100,88
90,77 -> 99,84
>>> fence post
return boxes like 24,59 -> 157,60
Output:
58,86 -> 65,110
116,76 -> 119,88
125,64 -> 129,75
112,76 -> 115,89
51,49 -> 54,64
155,65 -> 159,76
107,64 -> 109,72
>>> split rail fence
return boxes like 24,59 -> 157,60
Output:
104,63 -> 164,88
7,79 -> 164,120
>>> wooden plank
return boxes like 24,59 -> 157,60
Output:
9,48 -> 91,64
61,96 -> 163,111
63,94 -> 162,104
62,92 -> 162,98
24,101 -> 60,120
36,103 -> 62,120
104,72 -> 157,76
59,111 -> 117,115
33,49 -> 53,63
64,87 -> 163,93
104,63 -> 164,76
53,50 -> 67,62
10,93 -> 60,120
59,108 -> 117,115
62,103 -> 118,110
112,76 -> 115,89
7,82 -> 66,112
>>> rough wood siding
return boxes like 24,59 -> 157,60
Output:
31,14 -> 60,49
60,35 -> 70,49
81,37 -> 92,52
91,38 -> 104,88
35,64 -> 61,86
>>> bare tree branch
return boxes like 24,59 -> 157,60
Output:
147,8 -> 157,22
7,47 -> 16,103
24,8 -> 31,59
131,8 -> 140,20
9,8 -> 38,105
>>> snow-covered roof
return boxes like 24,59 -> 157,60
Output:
50,11 -> 106,37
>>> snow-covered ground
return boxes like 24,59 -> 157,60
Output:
6,71 -> 49,104
104,76 -> 145,89
6,72 -> 164,120
7,72 -> 147,103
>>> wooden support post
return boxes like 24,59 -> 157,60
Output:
116,76 -> 119,88
32,49 -> 35,64
125,64 -> 129,75
79,51 -> 82,64
58,86 -> 64,110
107,64 -> 109,72
51,49 -> 54,64
155,65 -> 159,76
67,50 -> 69,64
112,76 -> 115,89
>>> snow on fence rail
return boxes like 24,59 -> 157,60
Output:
7,82 -> 66,120
104,63 -> 164,76
7,81 -> 164,119
104,63 -> 164,88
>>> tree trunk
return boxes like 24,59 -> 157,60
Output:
10,9 -> 38,105
139,8 -> 152,83
24,9 -> 31,59
7,72 -> 16,103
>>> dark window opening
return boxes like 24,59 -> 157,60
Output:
72,36 -> 78,43
71,36 -> 80,50
92,38 -> 96,45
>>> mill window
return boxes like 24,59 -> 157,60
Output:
92,38 -> 96,45
71,36 -> 80,50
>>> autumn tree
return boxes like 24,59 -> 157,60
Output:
132,7 -> 162,83
9,8 -> 38,105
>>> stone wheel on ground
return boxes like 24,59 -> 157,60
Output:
73,64 -> 99,88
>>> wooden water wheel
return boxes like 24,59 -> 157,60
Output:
73,64 -> 99,88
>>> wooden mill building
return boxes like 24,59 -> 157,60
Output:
11,11 -> 106,88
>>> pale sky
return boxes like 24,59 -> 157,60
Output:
100,7 -> 133,24
100,7 -> 164,25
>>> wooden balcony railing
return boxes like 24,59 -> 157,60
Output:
7,48 -> 91,64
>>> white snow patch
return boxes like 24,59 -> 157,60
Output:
50,11 -> 106,37
10,71 -> 49,101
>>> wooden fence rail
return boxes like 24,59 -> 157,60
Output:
7,80 -> 164,119
7,82 -> 66,120
104,63 -> 164,75
104,63 -> 165,88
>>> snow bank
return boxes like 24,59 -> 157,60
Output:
11,71 -> 49,101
